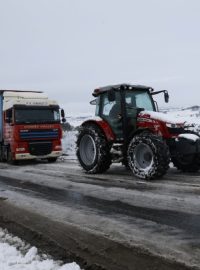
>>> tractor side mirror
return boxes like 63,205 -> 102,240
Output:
90,99 -> 97,105
108,90 -> 116,102
164,91 -> 169,103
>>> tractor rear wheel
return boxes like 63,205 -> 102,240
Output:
127,133 -> 170,180
76,124 -> 112,173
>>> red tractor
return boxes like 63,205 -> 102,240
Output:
76,84 -> 200,179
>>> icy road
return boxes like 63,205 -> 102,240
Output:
0,159 -> 200,270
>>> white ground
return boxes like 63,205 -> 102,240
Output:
0,228 -> 81,270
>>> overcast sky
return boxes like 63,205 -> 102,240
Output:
0,0 -> 200,113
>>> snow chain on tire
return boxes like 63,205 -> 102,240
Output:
76,124 -> 112,174
127,133 -> 170,180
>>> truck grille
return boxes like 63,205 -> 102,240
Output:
20,129 -> 59,140
29,141 -> 52,156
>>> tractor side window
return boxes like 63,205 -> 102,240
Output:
101,93 -> 121,119
102,97 -> 116,117
101,92 -> 123,139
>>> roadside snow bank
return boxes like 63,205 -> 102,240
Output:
0,228 -> 81,270
62,131 -> 77,157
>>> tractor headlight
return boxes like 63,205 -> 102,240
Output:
166,123 -> 183,128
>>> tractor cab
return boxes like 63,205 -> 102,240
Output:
92,84 -> 168,140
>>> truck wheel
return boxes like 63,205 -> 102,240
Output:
7,148 -> 18,165
128,133 -> 170,180
172,156 -> 200,172
76,124 -> 112,173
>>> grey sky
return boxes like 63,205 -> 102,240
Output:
0,0 -> 200,113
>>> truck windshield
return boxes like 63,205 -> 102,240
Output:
125,90 -> 155,111
15,108 -> 60,124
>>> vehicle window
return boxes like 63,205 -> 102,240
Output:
15,108 -> 60,124
126,90 -> 154,111
101,92 -> 121,118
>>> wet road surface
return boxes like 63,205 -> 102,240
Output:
0,159 -> 200,269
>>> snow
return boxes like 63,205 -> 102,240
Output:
178,133 -> 200,142
166,109 -> 200,134
140,110 -> 184,124
0,228 -> 81,270
62,130 -> 77,157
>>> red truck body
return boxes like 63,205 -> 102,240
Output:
0,90 -> 63,162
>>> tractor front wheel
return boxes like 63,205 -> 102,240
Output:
127,133 -> 170,180
76,124 -> 112,174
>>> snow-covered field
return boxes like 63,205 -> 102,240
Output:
0,228 -> 81,270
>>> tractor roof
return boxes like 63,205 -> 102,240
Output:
93,84 -> 154,97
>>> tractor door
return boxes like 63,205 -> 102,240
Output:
124,91 -> 138,137
100,92 -> 123,139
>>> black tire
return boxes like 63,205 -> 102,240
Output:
76,124 -> 112,174
172,156 -> 200,172
127,133 -> 170,180
47,157 -> 58,163
171,131 -> 200,172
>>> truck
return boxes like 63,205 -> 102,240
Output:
0,90 -> 64,164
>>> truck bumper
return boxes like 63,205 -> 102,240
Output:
15,151 -> 62,160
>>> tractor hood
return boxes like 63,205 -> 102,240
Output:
139,111 -> 185,126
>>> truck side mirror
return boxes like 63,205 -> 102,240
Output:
164,91 -> 169,103
61,109 -> 66,123
61,109 -> 65,118
108,90 -> 116,102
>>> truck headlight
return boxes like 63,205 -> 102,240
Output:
16,147 -> 26,152
55,145 -> 62,150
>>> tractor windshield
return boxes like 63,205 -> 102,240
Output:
125,90 -> 155,111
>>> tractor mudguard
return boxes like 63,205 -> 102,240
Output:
82,119 -> 115,142
128,128 -> 152,142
